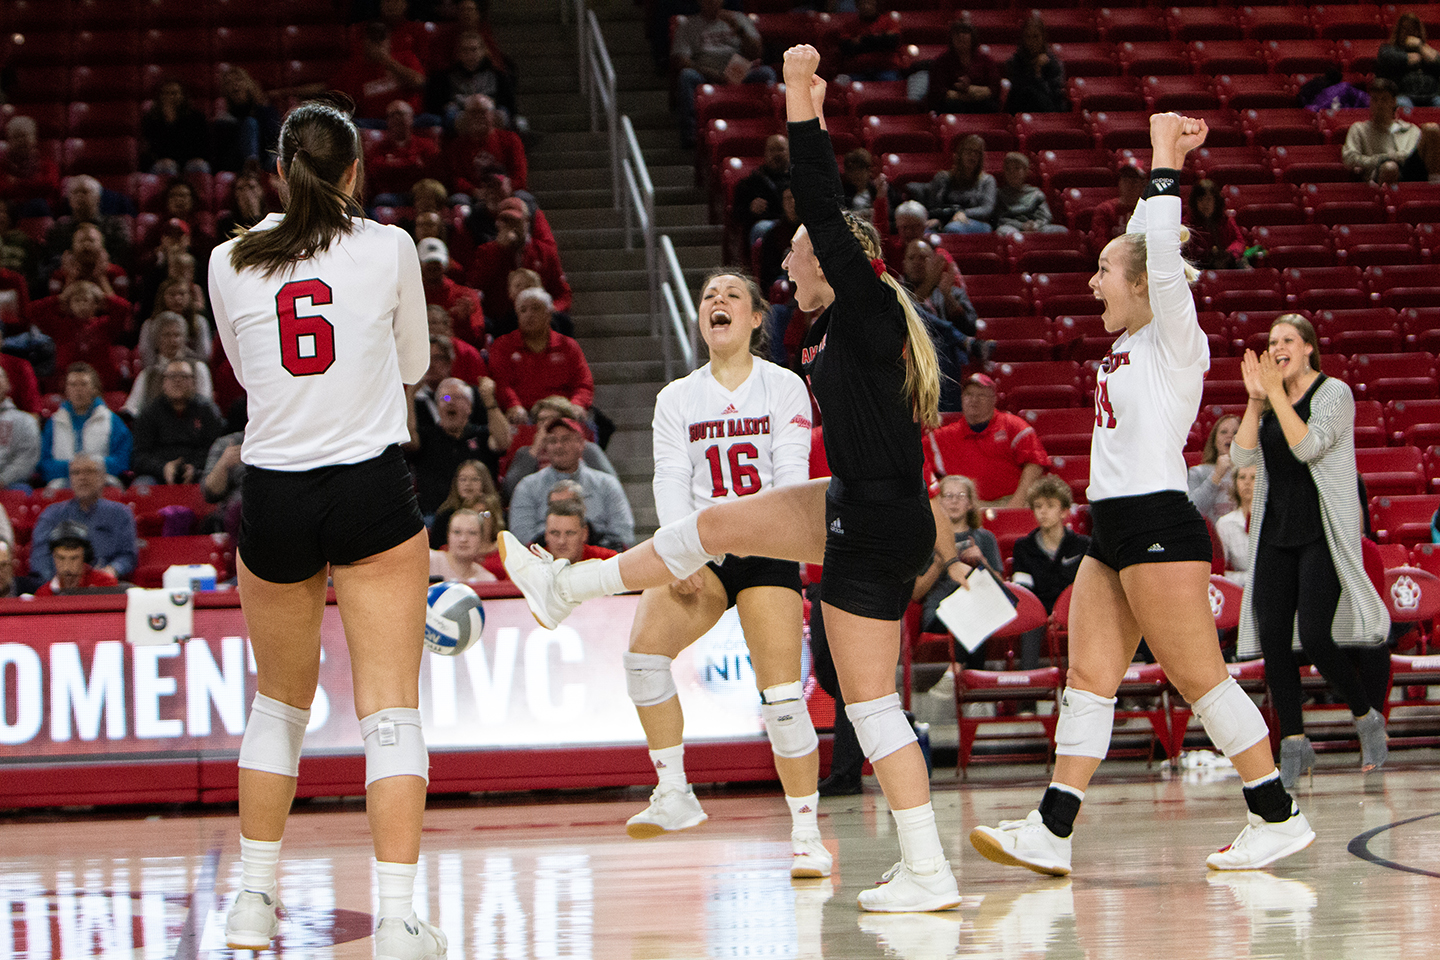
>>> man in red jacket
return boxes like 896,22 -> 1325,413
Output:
444,94 -> 527,192
488,287 -> 593,424
466,197 -> 571,319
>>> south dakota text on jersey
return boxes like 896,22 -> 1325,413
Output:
689,416 -> 774,442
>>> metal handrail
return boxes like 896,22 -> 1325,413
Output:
659,235 -> 697,379
578,8 -> 621,209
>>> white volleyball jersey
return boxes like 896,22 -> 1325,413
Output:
1088,194 -> 1209,501
651,358 -> 813,525
210,215 -> 430,471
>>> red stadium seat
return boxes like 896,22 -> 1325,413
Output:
702,117 -> 782,176
1047,453 -> 1092,503
1144,75 -> 1224,113
963,10 -> 1028,45
141,27 -> 212,63
13,104 -> 68,141
1224,182 -> 1305,227
1170,7 -> 1244,42
1241,5 -> 1315,41
964,273 -> 1033,317
694,84 -> 778,127
1309,4 -> 1386,41
846,80 -> 924,116
1314,307 -> 1404,355
132,534 -> 236,588
1191,145 -> 1275,185
1021,407 -> 1096,457
878,151 -> 944,190
213,26 -> 282,62
1119,41 -> 1194,77
1365,264 -> 1440,310
1285,265 -> 1369,311
1185,109 -> 1248,148
978,316 -> 1052,360
10,67 -> 72,104
1302,182 -> 1388,226
279,23 -> 348,61
1032,272 -> 1105,318
1371,494 -> 1439,544
142,0 -> 213,26
936,113 -> 1015,153
1190,40 -> 1269,75
930,232 -> 1008,275
1089,111 -> 1153,150
1016,113 -> 1095,152
1241,108 -> 1325,148
1199,267 -> 1286,314
1386,399 -> 1440,448
1355,399 -> 1388,448
1334,223 -> 1420,268
1350,352 -> 1439,403
1217,74 -> 1298,111
72,29 -> 141,66
1270,144 -> 1353,185
1386,181 -> 1440,224
1004,231 -> 1093,275
1357,446 -> 1427,497
1038,148 -> 1116,191
1037,9 -> 1100,43
1053,315 -> 1118,362
1250,224 -> 1334,270
1062,185 -> 1118,233
1263,39 -> 1339,76
860,114 -> 938,154
67,101 -> 141,138
1048,42 -> 1121,79
1227,309 -> 1299,356
73,0 -> 138,29
1097,7 -> 1168,44
62,137 -> 139,177
69,65 -> 143,102
1402,306 -> 1440,353
993,360 -> 1086,410
1068,76 -> 1147,113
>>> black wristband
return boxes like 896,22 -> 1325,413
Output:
944,556 -> 968,569
1144,168 -> 1182,200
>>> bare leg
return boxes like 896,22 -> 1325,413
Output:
330,530 -> 431,865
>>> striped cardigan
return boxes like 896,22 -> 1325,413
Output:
1231,375 -> 1390,658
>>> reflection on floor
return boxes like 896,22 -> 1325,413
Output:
2,754 -> 1438,959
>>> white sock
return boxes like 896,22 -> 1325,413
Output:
891,802 -> 946,875
787,792 -> 820,838
374,860 -> 417,922
238,835 -> 281,897
558,555 -> 628,603
1048,782 -> 1085,801
1243,770 -> 1280,789
650,744 -> 688,790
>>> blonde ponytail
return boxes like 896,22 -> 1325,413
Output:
1121,231 -> 1200,287
843,213 -> 942,429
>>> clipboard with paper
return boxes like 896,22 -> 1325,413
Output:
935,566 -> 1019,653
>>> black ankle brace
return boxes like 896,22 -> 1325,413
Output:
1243,776 -> 1293,824
1039,786 -> 1083,838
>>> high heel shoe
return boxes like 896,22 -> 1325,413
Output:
1278,735 -> 1315,790
1356,709 -> 1388,772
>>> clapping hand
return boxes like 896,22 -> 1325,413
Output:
1240,348 -> 1284,401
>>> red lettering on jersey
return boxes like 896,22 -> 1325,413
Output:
276,278 -> 336,377
790,413 -> 812,430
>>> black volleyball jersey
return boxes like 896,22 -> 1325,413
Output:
790,118 -> 925,498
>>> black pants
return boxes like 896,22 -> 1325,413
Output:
1252,537 -> 1376,737
807,584 -> 863,783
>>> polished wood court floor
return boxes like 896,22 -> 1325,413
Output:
3,752 -> 1438,959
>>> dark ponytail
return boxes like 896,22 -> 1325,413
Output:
229,97 -> 365,277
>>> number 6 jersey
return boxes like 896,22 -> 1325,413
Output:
651,358 -> 813,526
209,215 -> 430,471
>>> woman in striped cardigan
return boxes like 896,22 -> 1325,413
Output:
1233,314 -> 1392,788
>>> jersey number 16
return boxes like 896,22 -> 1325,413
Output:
704,443 -> 761,498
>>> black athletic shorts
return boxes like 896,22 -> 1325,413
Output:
1086,490 -> 1214,572
240,444 -> 425,584
706,554 -> 802,608
821,479 -> 934,622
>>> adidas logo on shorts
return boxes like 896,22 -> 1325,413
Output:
830,518 -> 843,535
1147,543 -> 1164,553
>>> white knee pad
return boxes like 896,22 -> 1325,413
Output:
652,510 -> 723,580
359,708 -> 429,787
1054,686 -> 1117,759
846,693 -> 916,763
624,651 -> 678,707
238,693 -> 310,777
1192,677 -> 1269,758
761,681 -> 819,759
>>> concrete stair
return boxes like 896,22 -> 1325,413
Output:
493,0 -> 720,536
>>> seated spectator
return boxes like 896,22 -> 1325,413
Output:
1378,13 -> 1440,108
900,238 -> 980,337
426,29 -> 517,129
0,199 -> 42,284
201,429 -> 244,539
427,304 -> 487,385
431,458 -> 504,549
1216,464 -> 1256,584
406,376 -> 510,517
914,474 -> 1004,638
211,67 -> 282,174
490,288 -> 594,423
508,416 -> 634,550
733,135 -> 790,248
994,153 -> 1064,236
1188,414 -> 1240,524
332,20 -> 427,123
445,94 -> 527,193
911,135 -> 995,234
1183,178 -> 1248,269
139,276 -> 213,366
1006,15 -> 1067,114
39,364 -> 131,486
45,175 -> 132,271
925,373 -> 1051,508
0,367 -> 40,489
138,224 -> 207,322
468,201 -> 572,323
124,313 -> 214,418
486,265 -> 573,340
542,496 -> 618,562
462,171 -> 553,248
1090,163 -> 1145,248
671,0 -> 775,148
367,100 -> 442,204
1343,78 -> 1440,183
837,0 -> 903,81
412,334 -> 454,432
429,507 -> 498,582
841,149 -> 881,219
29,283 -> 131,390
882,199 -> 929,269
0,116 -> 61,215
48,222 -> 128,300
131,359 -> 224,485
926,20 -> 1001,114
156,181 -> 215,262
501,395 -> 619,501
140,79 -> 211,175
0,540 -> 19,596
1010,473 -> 1090,668
33,520 -> 122,596
418,239 -> 484,344
353,0 -> 431,61
215,169 -> 275,238
758,187 -> 801,292
31,454 -> 138,582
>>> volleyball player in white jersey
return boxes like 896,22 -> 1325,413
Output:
208,100 -> 446,960
623,270 -> 831,877
970,113 -> 1314,876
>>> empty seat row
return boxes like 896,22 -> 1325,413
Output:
7,58 -> 341,105
6,0 -> 338,30
5,24 -> 348,71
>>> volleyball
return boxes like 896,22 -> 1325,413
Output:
424,582 -> 485,656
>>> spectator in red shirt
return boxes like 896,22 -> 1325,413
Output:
837,0 -> 903,81
351,0 -> 431,64
0,353 -> 42,415
29,280 -> 132,389
366,100 -> 441,203
1090,163 -> 1145,250
34,521 -> 121,596
467,197 -> 571,319
427,304 -> 487,385
331,20 -> 427,123
444,94 -> 527,193
418,238 -> 484,345
924,373 -> 1051,508
0,116 -> 61,215
882,200 -> 930,270
926,19 -> 1002,114
489,287 -> 594,423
